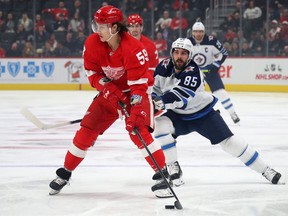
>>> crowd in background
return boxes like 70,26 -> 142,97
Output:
0,0 -> 288,58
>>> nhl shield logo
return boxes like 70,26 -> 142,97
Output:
7,62 -> 20,77
42,62 -> 54,77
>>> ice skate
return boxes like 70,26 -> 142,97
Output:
152,166 -> 169,181
151,176 -> 173,198
167,161 -> 185,186
262,167 -> 285,184
49,168 -> 71,195
231,112 -> 240,124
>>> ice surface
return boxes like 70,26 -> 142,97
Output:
0,91 -> 288,216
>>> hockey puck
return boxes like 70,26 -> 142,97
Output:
165,205 -> 175,209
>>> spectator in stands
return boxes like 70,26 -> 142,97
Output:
68,12 -> 85,33
223,41 -> 232,54
280,45 -> 288,56
18,12 -> 33,34
0,0 -> 12,12
249,32 -> 265,56
155,10 -> 172,40
230,41 -> 240,56
280,8 -> 288,23
279,20 -> 288,45
42,1 -> 69,21
243,1 -> 262,39
53,13 -> 68,32
15,23 -> 28,47
182,4 -> 202,25
35,14 -> 46,32
0,43 -> 6,57
154,31 -> 168,57
233,30 -> 247,45
6,42 -> 22,57
63,32 -> 76,54
70,0 -> 87,21
241,41 -> 253,56
5,12 -> 15,33
224,27 -> 238,43
169,10 -> 188,40
41,41 -> 55,57
0,10 -> 5,32
172,0 -> 189,11
126,0 -> 145,14
35,25 -> 49,49
73,31 -> 86,56
22,41 -> 34,57
53,41 -> 71,57
47,33 -> 58,52
269,19 -> 281,41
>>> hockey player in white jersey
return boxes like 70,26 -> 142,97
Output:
151,37 -> 285,198
188,21 -> 240,124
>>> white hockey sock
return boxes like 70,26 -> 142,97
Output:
213,89 -> 236,115
220,136 -> 267,173
238,145 -> 267,173
156,134 -> 178,164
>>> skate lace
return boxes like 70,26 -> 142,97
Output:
54,177 -> 68,186
263,167 -> 277,181
168,162 -> 180,175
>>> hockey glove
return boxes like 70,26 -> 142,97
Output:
126,95 -> 147,134
102,82 -> 129,109
153,96 -> 165,110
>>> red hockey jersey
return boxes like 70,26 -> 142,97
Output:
139,34 -> 159,72
84,32 -> 151,96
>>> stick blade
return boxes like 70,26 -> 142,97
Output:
20,107 -> 45,129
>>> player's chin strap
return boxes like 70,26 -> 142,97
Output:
106,27 -> 119,42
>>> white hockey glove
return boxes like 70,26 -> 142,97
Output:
153,96 -> 165,110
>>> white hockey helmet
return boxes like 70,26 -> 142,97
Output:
170,38 -> 193,65
192,21 -> 205,32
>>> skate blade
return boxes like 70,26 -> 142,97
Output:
277,174 -> 288,185
49,189 -> 60,195
154,189 -> 173,198
172,178 -> 185,187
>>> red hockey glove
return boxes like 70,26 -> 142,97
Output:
126,95 -> 147,134
102,82 -> 129,109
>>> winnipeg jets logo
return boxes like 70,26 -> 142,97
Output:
102,66 -> 125,80
192,54 -> 206,67
162,58 -> 170,69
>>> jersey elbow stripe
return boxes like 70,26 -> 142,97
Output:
85,70 -> 96,77
68,144 -> 87,158
127,78 -> 148,86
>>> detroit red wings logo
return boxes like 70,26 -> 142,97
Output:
102,66 -> 125,80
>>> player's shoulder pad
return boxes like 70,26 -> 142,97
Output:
203,34 -> 218,46
183,60 -> 200,74
187,37 -> 196,45
155,57 -> 173,76
122,32 -> 145,52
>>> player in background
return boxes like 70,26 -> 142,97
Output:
188,21 -> 240,124
151,38 -> 285,197
49,5 -> 167,197
127,14 -> 159,85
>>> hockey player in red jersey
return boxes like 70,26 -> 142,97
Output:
127,14 -> 159,85
49,5 -> 167,197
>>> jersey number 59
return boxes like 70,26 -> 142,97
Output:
136,49 -> 149,65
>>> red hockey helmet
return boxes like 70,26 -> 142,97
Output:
94,5 -> 124,24
127,14 -> 143,25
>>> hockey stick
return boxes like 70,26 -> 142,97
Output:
20,107 -> 81,130
119,102 -> 183,210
